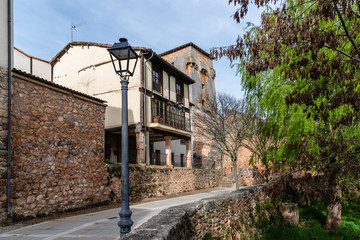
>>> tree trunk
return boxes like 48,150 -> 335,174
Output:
324,184 -> 342,229
233,159 -> 239,190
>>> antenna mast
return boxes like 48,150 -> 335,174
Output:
71,22 -> 86,42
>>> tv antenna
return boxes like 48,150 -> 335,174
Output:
71,22 -> 86,42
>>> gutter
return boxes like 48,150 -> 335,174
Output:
7,0 -> 12,217
143,51 -> 154,165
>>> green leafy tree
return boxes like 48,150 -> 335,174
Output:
211,0 -> 360,228
243,118 -> 282,182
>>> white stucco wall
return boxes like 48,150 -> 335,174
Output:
169,76 -> 176,102
163,71 -> 169,99
13,48 -> 52,80
153,139 -> 186,166
0,0 -> 13,69
146,95 -> 152,125
145,61 -> 152,90
14,49 -> 30,72
52,45 -> 142,128
184,84 -> 189,108
32,58 -> 51,80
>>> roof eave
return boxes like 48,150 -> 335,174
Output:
141,49 -> 195,85
12,68 -> 107,105
159,42 -> 214,59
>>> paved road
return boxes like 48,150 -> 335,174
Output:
0,187 -> 234,240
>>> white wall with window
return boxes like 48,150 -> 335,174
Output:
153,140 -> 186,167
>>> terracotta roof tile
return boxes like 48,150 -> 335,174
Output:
159,42 -> 212,59
14,47 -> 49,63
50,41 -> 112,65
12,68 -> 106,104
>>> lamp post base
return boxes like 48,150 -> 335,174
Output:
118,209 -> 133,237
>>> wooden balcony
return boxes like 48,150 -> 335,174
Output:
151,100 -> 191,135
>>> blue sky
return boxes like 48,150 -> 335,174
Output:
14,0 -> 264,98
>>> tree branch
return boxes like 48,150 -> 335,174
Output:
351,9 -> 360,19
324,45 -> 360,62
333,1 -> 360,59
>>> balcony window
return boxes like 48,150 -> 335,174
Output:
152,67 -> 162,93
152,98 -> 165,120
151,99 -> 190,131
176,81 -> 183,103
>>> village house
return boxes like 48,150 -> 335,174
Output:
159,43 -> 219,169
11,39 -> 259,176
13,41 -> 223,169
0,0 -> 262,221
14,42 -> 197,168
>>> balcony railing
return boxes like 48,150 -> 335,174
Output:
176,94 -> 183,103
152,113 -> 190,132
152,101 -> 191,132
150,152 -> 186,167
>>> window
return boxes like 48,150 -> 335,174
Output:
200,68 -> 208,90
180,154 -> 185,167
152,98 -> 165,119
176,81 -> 184,103
152,67 -> 162,93
155,150 -> 161,165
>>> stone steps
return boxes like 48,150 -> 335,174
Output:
219,174 -> 235,187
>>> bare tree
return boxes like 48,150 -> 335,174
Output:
243,119 -> 283,182
193,92 -> 257,190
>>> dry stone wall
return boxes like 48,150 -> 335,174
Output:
123,176 -> 329,240
122,184 -> 280,240
0,68 -> 9,220
107,164 -> 221,202
238,168 -> 264,186
10,73 -> 107,218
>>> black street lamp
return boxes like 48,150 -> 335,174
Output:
108,38 -> 139,237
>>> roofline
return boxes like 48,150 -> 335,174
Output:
14,47 -> 49,63
49,41 -> 195,84
140,48 -> 195,85
12,68 -> 107,106
50,41 -> 147,65
159,42 -> 213,59
50,41 -> 112,65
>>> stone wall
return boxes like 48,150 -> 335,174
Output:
0,67 -> 9,220
9,71 -> 107,218
106,164 -> 222,202
192,109 -> 221,169
222,143 -> 265,175
123,176 -> 335,240
123,183 -> 280,240
238,168 -> 264,186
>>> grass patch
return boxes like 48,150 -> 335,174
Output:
259,200 -> 360,240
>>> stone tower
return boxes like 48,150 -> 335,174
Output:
160,43 -> 219,169
160,43 -> 216,107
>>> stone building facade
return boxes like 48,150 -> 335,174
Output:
160,43 -> 220,169
0,68 -> 9,220
0,0 -> 13,220
7,70 -> 107,218
160,43 -> 261,176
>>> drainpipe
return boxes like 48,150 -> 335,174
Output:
7,0 -> 13,217
51,65 -> 53,82
143,50 -> 154,165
